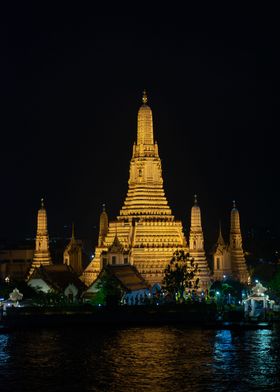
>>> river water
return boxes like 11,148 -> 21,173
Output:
0,326 -> 279,391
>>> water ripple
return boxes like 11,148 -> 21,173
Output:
0,326 -> 280,391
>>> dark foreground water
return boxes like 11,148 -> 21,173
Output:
1,325 -> 280,391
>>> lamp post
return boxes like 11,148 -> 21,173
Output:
215,290 -> 223,317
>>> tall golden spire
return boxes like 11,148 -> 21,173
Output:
137,89 -> 154,147
98,204 -> 108,246
231,200 -> 240,232
36,199 -> 48,240
189,194 -> 210,288
119,91 -> 171,218
229,201 -> 249,283
27,198 -> 52,279
191,194 -> 201,228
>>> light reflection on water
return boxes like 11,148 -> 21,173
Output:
0,334 -> 9,362
0,326 -> 280,391
0,334 -> 10,388
213,329 -> 278,390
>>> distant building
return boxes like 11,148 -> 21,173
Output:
0,244 -> 33,282
212,202 -> 249,283
63,224 -> 83,275
212,223 -> 231,280
28,264 -> 86,301
243,282 -> 275,319
83,264 -> 150,305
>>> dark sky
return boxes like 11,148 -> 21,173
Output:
0,5 -> 279,247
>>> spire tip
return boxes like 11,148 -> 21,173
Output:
142,90 -> 148,104
217,220 -> 225,245
71,222 -> 75,240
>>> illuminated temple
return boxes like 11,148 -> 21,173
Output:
82,92 -> 211,288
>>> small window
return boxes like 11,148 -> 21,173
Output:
112,256 -> 116,265
124,257 -> 128,264
102,258 -> 107,267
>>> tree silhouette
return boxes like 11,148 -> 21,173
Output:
162,250 -> 199,301
97,269 -> 123,306
268,266 -> 280,298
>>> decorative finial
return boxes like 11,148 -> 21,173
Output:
102,203 -> 106,212
142,90 -> 148,104
194,194 -> 198,205
218,220 -> 225,245
233,200 -> 236,209
71,222 -> 75,240
218,220 -> 223,238
41,198 -> 44,208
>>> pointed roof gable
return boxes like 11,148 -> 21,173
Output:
108,234 -> 124,253
210,222 -> 228,255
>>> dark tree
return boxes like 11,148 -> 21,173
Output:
162,250 -> 199,301
97,270 -> 123,306
209,279 -> 247,303
268,266 -> 280,299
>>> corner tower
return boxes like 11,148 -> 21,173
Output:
188,195 -> 210,289
98,204 -> 108,246
83,91 -> 187,286
229,201 -> 249,283
28,198 -> 52,278
213,222 -> 231,280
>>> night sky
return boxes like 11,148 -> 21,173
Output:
1,6 -> 279,248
